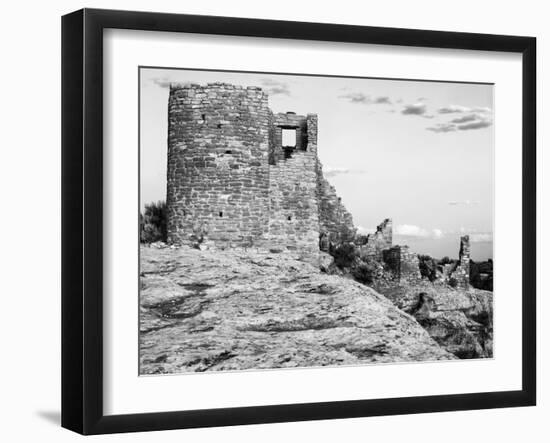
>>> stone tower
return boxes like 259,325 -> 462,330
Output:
166,82 -> 343,253
166,83 -> 271,248
451,235 -> 471,289
265,112 -> 320,253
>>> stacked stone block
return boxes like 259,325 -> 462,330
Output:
265,113 -> 320,253
450,235 -> 471,289
383,245 -> 421,281
166,83 -> 271,248
359,218 -> 393,260
317,162 -> 356,249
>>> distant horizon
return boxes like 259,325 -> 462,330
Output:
140,68 -> 494,261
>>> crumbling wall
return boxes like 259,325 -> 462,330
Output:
450,235 -> 470,289
166,83 -> 270,248
265,113 -> 320,253
358,219 -> 393,260
440,263 -> 456,281
383,245 -> 421,281
317,162 -> 356,249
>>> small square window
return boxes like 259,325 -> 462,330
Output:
282,128 -> 296,148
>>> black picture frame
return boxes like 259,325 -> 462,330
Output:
61,8 -> 536,435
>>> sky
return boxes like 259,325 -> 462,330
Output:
140,67 -> 494,260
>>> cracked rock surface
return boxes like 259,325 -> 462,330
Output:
140,245 -> 455,374
373,281 -> 493,359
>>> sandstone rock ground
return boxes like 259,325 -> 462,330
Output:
139,245 -> 455,374
372,280 -> 493,359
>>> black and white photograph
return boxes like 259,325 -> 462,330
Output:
0,0 -> 545,440
139,67 -> 494,375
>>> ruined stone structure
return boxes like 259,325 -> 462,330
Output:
353,218 -> 419,281
317,165 -> 356,250
358,218 -> 393,260
437,236 -> 472,288
166,83 -> 355,253
164,82 -> 474,287
355,220 -> 472,287
383,245 -> 422,281
449,235 -> 471,289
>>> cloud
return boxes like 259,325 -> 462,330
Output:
151,77 -> 173,88
324,167 -> 367,178
339,92 -> 392,105
150,78 -> 197,89
357,225 -> 376,235
470,233 -> 493,243
394,225 -> 491,241
422,114 -> 435,119
339,92 -> 369,104
447,113 -> 493,130
450,114 -> 479,124
426,123 -> 457,133
401,102 -> 427,115
448,200 -> 480,206
437,105 -> 471,114
456,118 -> 493,130
395,224 -> 444,239
474,107 -> 492,114
456,227 -> 492,242
428,107 -> 493,133
260,78 -> 291,96
437,105 -> 492,114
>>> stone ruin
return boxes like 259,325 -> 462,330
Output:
355,219 -> 421,282
357,219 -> 470,286
357,218 -> 392,260
383,245 -> 422,281
446,235 -> 471,289
166,82 -> 355,255
164,82 -> 471,289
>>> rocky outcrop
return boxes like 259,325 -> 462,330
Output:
140,245 -> 455,374
373,280 -> 493,359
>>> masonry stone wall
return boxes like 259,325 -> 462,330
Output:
383,245 -> 421,281
265,113 -> 320,253
358,218 -> 392,260
317,162 -> 356,249
450,235 -> 471,289
166,83 -> 271,248
166,83 -> 351,254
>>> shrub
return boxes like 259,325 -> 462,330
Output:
418,254 -> 437,282
469,259 -> 494,291
140,201 -> 167,243
469,259 -> 480,282
439,256 -> 452,265
352,260 -> 377,284
330,242 -> 358,269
